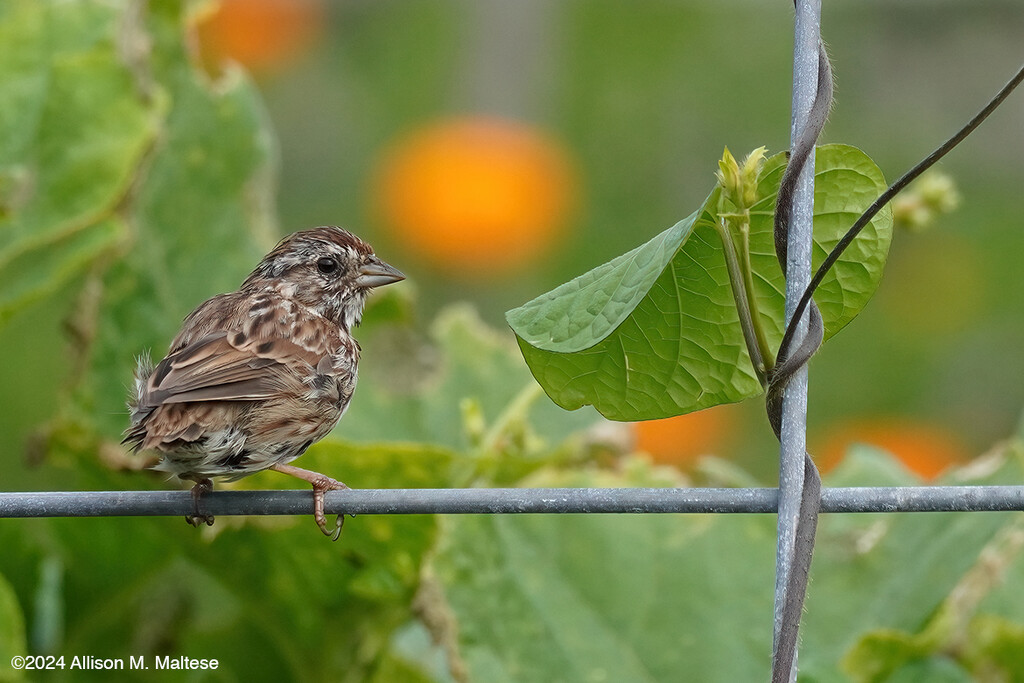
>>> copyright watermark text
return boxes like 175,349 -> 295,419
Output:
10,655 -> 219,671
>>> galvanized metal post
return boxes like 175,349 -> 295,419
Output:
773,1 -> 823,681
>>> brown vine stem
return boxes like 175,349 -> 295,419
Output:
777,61 -> 1024,368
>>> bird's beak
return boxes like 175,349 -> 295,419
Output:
356,257 -> 405,288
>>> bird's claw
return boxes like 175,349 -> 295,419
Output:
186,478 -> 215,528
185,513 -> 215,528
312,477 -> 349,541
321,514 -> 344,541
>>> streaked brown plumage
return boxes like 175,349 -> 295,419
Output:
123,227 -> 404,538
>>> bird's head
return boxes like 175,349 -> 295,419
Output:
243,226 -> 404,330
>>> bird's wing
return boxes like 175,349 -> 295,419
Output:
139,331 -> 323,408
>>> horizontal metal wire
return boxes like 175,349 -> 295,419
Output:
2,486 -> 1024,518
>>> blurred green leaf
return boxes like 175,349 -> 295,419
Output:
346,305 -> 601,456
380,622 -> 456,683
0,0 -> 163,322
507,144 -> 892,420
0,572 -> 26,682
962,614 -> 1024,678
421,439 -> 1024,683
0,219 -> 124,323
30,556 -> 63,656
885,659 -> 972,683
0,441 -> 456,682
423,460 -> 778,682
800,441 -> 1024,682
841,628 -> 941,683
370,656 -> 439,683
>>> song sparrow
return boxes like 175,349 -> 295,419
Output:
122,227 -> 404,539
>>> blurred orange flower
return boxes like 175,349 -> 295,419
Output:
372,117 -> 578,278
816,418 -> 969,480
633,405 -> 736,469
196,0 -> 325,74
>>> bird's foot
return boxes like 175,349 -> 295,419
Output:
314,480 -> 349,541
270,463 -> 349,540
186,478 -> 215,528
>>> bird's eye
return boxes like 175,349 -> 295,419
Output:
317,257 -> 339,275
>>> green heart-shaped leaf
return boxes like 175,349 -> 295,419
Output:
506,144 -> 892,420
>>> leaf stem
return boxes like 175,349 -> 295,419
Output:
713,218 -> 768,387
478,381 -> 545,454
739,220 -> 776,372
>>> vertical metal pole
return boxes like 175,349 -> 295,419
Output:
773,1 -> 822,681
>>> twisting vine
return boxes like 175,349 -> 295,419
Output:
716,24 -> 1024,681
776,62 -> 1024,369
769,55 -> 1024,683
764,34 -> 831,683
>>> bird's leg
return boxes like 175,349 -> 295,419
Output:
270,463 -> 349,540
185,477 -> 215,528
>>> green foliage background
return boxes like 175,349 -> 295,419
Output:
1,1 -> 1024,682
